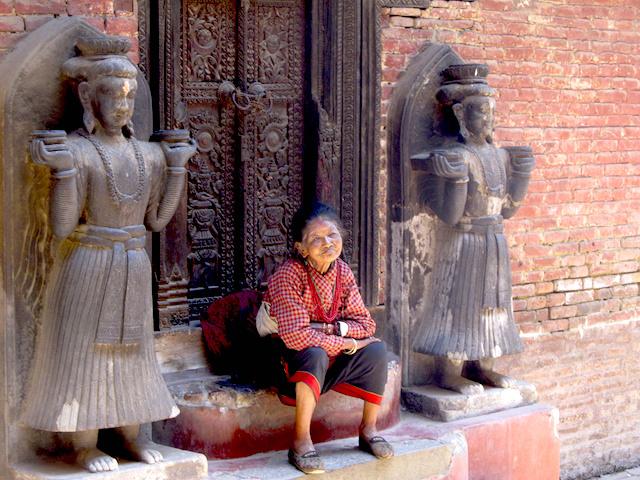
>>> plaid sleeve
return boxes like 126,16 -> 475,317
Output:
268,261 -> 345,356
338,261 -> 376,339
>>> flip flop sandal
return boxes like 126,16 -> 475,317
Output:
358,435 -> 394,459
288,448 -> 326,474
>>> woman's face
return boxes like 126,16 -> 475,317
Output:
296,218 -> 343,271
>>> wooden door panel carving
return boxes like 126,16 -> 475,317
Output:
185,1 -> 236,83
243,0 -> 305,288
156,0 -> 305,327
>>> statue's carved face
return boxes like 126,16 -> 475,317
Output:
460,95 -> 495,141
90,76 -> 138,133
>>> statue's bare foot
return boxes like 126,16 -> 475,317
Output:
122,440 -> 164,464
77,447 -> 118,473
437,373 -> 484,395
466,367 -> 517,389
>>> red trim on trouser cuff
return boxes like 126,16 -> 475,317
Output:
332,383 -> 383,405
289,371 -> 321,401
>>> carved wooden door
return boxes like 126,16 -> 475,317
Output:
155,0 -> 306,327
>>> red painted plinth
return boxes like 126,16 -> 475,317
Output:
421,404 -> 560,480
153,360 -> 401,459
465,406 -> 559,479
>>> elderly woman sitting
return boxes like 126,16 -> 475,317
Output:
260,202 -> 393,474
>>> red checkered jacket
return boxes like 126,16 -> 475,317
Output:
264,258 -> 376,356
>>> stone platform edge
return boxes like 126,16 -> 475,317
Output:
204,403 -> 559,480
10,445 -> 208,480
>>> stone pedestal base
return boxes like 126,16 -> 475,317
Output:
10,445 -> 208,480
402,381 -> 537,421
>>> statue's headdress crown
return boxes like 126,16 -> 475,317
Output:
76,35 -> 131,57
436,63 -> 495,105
62,34 -> 137,82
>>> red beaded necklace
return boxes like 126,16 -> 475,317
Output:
306,262 -> 343,324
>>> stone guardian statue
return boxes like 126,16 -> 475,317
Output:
411,64 -> 535,395
20,35 -> 197,473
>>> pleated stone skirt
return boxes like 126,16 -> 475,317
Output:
412,219 -> 524,361
21,239 -> 178,432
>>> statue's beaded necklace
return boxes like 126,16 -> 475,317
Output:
79,130 -> 146,204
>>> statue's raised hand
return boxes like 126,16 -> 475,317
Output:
161,139 -> 198,168
504,146 -> 535,176
29,130 -> 74,171
430,150 -> 469,181
153,129 -> 198,169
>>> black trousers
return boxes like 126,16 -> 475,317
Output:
277,340 -> 388,406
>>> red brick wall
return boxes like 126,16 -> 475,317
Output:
0,0 -> 137,61
381,1 -> 640,478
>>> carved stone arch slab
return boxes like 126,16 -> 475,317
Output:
386,43 -> 463,385
0,18 -> 153,473
388,43 -> 463,221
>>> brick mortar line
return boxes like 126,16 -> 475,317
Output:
520,315 -> 640,339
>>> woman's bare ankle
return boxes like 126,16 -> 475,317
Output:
359,424 -> 377,439
292,436 -> 315,454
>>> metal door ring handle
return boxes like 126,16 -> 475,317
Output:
219,81 -> 272,113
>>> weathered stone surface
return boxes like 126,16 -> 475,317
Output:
401,382 -> 537,422
154,327 -> 210,374
10,446 -> 207,480
206,418 -> 468,480
153,357 -> 402,459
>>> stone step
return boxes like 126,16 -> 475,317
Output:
593,468 -> 640,479
204,404 -> 560,480
206,416 -> 468,480
153,358 -> 402,459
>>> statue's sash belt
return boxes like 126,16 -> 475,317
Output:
70,224 -> 147,345
454,215 -> 510,310
456,215 -> 504,234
